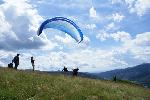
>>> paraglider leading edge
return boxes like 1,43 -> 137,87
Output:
37,17 -> 83,43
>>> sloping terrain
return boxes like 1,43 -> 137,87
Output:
97,63 -> 150,87
0,67 -> 150,100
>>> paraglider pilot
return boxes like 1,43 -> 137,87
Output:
113,75 -> 117,82
12,54 -> 20,69
73,68 -> 79,76
62,66 -> 68,72
31,57 -> 35,71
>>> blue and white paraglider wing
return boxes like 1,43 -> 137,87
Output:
37,17 -> 83,43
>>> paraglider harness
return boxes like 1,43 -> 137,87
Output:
8,61 -> 13,68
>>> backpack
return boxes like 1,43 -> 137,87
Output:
8,63 -> 13,68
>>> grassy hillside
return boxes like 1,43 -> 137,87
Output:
97,63 -> 150,88
0,68 -> 150,100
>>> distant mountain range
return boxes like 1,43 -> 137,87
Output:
94,63 -> 150,88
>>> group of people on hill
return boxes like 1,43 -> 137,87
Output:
8,54 -> 79,76
62,66 -> 79,76
8,54 -> 35,71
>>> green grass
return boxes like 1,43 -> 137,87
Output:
0,68 -> 150,100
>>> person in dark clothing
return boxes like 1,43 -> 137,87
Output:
31,57 -> 35,71
73,68 -> 79,76
13,54 -> 20,69
62,66 -> 68,72
113,75 -> 117,82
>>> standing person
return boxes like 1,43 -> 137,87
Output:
31,57 -> 35,71
62,66 -> 68,72
73,68 -> 79,76
13,54 -> 20,69
113,75 -> 117,82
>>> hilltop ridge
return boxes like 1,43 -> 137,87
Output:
0,67 -> 150,100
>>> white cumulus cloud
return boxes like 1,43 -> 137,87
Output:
96,31 -> 131,42
134,32 -> 150,46
96,31 -> 110,41
112,0 -> 150,16
0,0 -> 56,51
111,31 -> 131,42
89,6 -> 97,18
112,13 -> 125,22
127,0 -> 150,16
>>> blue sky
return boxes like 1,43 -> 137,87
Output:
0,0 -> 150,72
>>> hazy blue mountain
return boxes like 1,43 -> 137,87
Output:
95,63 -> 150,88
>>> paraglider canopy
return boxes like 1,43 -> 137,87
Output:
37,17 -> 83,43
